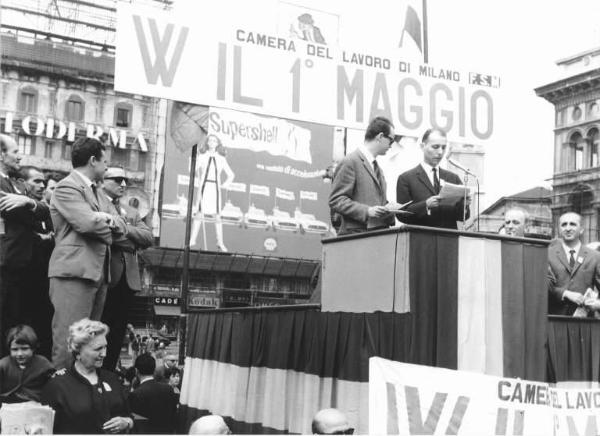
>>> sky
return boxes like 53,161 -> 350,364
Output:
171,0 -> 600,208
428,0 -> 600,206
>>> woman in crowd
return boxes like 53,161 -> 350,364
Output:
42,319 -> 133,434
165,366 -> 181,395
0,325 -> 54,403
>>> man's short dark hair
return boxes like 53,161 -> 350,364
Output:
135,353 -> 156,376
6,324 -> 38,350
364,116 -> 394,141
71,137 -> 105,168
20,165 -> 42,181
421,128 -> 447,144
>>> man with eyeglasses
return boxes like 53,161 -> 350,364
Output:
100,166 -> 153,371
503,208 -> 528,237
312,408 -> 354,435
396,128 -> 470,229
329,116 -> 400,235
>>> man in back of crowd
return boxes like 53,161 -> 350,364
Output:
548,212 -> 600,315
0,135 -> 50,354
312,408 -> 354,435
21,166 -> 54,358
155,353 -> 178,382
503,208 -> 528,237
329,116 -> 399,235
129,353 -> 178,434
396,128 -> 470,229
100,167 -> 152,371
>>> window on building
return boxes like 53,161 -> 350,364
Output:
18,88 -> 38,113
572,106 -> 582,122
65,95 -> 85,121
44,141 -> 54,159
568,132 -> 585,171
589,129 -> 599,167
61,141 -> 72,161
115,107 -> 131,128
16,135 -> 35,156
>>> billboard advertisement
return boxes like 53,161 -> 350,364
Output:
160,103 -> 334,259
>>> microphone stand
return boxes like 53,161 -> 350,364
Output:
448,161 -> 480,232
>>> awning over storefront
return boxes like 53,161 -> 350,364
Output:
140,247 -> 320,279
154,305 -> 181,317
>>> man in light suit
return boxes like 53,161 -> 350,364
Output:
0,135 -> 50,354
100,166 -> 153,371
48,137 -> 124,369
396,128 -> 470,229
328,117 -> 398,235
548,212 -> 600,316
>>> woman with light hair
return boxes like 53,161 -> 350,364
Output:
42,319 -> 133,434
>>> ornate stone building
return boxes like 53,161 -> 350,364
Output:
536,47 -> 600,242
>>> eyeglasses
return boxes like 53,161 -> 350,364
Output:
384,134 -> 396,144
106,177 -> 127,184
505,219 -> 521,225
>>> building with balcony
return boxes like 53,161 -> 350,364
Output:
536,47 -> 600,242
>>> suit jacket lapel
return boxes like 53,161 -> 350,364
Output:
71,171 -> 100,211
554,245 -> 571,274
571,246 -> 587,277
357,152 -> 383,192
415,165 -> 437,195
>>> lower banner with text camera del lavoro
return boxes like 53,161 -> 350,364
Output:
160,103 -> 334,259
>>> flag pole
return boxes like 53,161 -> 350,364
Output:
422,0 -> 429,63
178,143 -> 198,364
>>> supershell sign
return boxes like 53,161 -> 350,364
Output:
115,4 -> 500,144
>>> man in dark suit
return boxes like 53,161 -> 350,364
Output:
0,136 -> 50,354
129,353 -> 178,434
21,166 -> 55,359
548,212 -> 600,316
48,137 -> 125,369
396,128 -> 470,229
100,167 -> 153,371
328,117 -> 399,235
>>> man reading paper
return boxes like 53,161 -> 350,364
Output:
396,128 -> 470,229
329,117 -> 404,235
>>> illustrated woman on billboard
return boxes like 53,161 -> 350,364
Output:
190,134 -> 235,251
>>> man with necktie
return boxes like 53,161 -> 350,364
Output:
328,116 -> 399,235
396,128 -> 470,229
548,212 -> 600,316
0,135 -> 50,354
48,137 -> 123,369
100,167 -> 152,371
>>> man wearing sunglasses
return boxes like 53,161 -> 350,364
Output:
329,116 -> 400,235
312,408 -> 354,435
100,166 -> 153,371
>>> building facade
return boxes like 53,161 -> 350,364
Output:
0,31 -> 159,205
465,186 -> 553,238
536,47 -> 600,242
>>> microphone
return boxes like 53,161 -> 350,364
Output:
447,158 -> 476,177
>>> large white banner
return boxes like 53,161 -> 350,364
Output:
115,4 -> 500,144
370,357 -> 600,436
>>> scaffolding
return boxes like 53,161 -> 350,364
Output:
0,0 -> 173,51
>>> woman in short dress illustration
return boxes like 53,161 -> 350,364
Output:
190,134 -> 234,251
